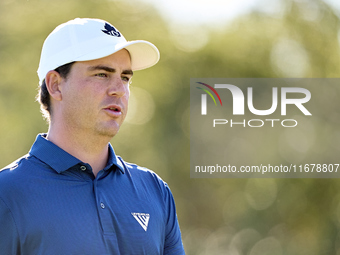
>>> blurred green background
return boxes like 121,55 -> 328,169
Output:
1,0 -> 340,254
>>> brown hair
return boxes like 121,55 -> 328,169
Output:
37,62 -> 75,122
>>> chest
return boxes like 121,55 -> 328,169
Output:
14,174 -> 166,255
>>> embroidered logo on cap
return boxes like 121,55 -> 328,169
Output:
102,23 -> 121,37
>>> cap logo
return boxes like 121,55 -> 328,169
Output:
102,23 -> 121,37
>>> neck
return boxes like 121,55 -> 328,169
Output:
46,123 -> 111,177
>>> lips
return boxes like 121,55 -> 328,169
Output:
103,104 -> 122,117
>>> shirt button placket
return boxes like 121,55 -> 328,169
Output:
94,179 -> 114,234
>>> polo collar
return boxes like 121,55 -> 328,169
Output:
107,142 -> 125,174
29,134 -> 125,174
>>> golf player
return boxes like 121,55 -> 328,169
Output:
0,18 -> 185,254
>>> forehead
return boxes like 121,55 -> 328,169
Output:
76,49 -> 132,70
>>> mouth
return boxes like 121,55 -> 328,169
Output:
104,105 -> 122,117
107,107 -> 121,112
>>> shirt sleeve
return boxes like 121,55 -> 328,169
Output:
0,197 -> 20,255
163,183 -> 185,255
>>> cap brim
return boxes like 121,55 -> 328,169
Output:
74,40 -> 160,71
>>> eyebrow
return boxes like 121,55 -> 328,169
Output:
88,65 -> 133,76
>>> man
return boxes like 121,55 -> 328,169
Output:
0,18 -> 185,255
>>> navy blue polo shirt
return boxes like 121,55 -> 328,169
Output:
0,134 -> 185,255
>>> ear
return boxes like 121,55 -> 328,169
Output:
45,70 -> 63,101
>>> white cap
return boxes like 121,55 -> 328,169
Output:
37,18 -> 160,85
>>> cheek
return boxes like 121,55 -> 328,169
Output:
62,83 -> 96,115
124,90 -> 130,109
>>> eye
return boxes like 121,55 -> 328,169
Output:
95,73 -> 108,78
122,76 -> 131,83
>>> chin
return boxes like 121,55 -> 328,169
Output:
95,124 -> 121,138
94,118 -> 125,137
96,128 -> 119,137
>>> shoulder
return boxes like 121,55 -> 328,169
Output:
119,157 -> 164,181
0,155 -> 33,203
0,154 -> 30,176
118,156 -> 171,194
122,158 -> 160,177
0,154 -> 43,192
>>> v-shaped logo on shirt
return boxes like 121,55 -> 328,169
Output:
131,212 -> 150,231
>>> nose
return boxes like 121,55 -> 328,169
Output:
107,76 -> 127,97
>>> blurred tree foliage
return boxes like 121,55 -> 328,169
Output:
1,0 -> 340,254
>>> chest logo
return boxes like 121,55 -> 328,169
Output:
131,212 -> 150,231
